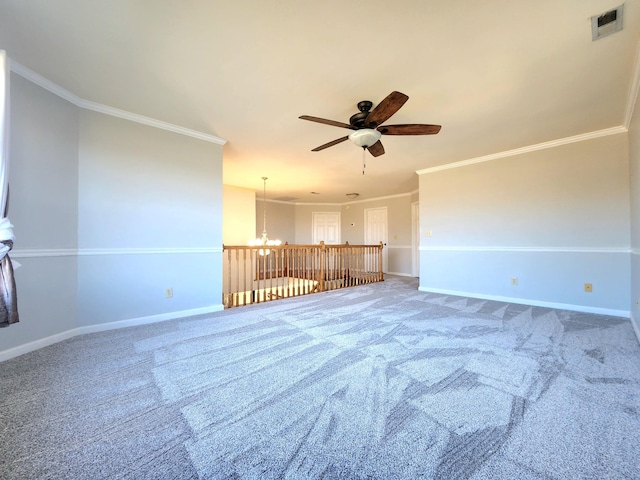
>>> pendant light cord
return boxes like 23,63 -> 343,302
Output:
262,176 -> 268,239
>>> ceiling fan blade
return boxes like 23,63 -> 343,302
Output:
367,140 -> 385,157
299,115 -> 357,130
364,91 -> 409,128
378,124 -> 442,135
311,136 -> 350,152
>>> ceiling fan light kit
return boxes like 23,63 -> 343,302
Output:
299,90 -> 441,165
349,129 -> 381,148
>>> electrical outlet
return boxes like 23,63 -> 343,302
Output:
510,277 -> 518,286
584,283 -> 592,293
165,287 -> 173,298
424,230 -> 432,237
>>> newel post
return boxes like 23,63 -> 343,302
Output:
319,241 -> 326,292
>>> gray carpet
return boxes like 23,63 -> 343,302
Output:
1,276 -> 639,479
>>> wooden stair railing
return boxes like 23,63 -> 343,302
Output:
222,241 -> 384,308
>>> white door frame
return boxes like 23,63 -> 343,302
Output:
411,201 -> 420,277
364,206 -> 388,273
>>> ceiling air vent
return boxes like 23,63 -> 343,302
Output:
591,5 -> 623,40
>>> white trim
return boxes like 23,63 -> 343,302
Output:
624,39 -> 640,129
386,271 -> 413,277
416,126 -> 627,176
9,59 -> 226,146
11,248 -> 78,258
0,305 -> 224,363
78,247 -> 222,256
342,190 -> 418,205
78,99 -> 226,144
11,247 -> 222,258
419,246 -> 631,254
386,245 -> 411,249
418,286 -> 630,319
9,58 -> 81,105
364,206 -> 388,272
294,189 -> 420,206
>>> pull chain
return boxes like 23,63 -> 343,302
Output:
362,147 -> 366,175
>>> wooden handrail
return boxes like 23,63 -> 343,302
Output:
222,241 -> 384,308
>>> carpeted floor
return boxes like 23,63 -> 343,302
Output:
1,275 -> 639,479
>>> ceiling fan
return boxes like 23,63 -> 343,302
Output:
299,91 -> 441,157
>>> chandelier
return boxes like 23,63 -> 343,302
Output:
249,176 -> 281,255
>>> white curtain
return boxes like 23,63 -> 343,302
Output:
0,50 -> 18,327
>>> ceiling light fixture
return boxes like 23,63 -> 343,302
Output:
348,129 -> 381,148
249,176 -> 281,255
346,193 -> 360,199
349,130 -> 381,175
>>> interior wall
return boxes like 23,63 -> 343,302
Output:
223,185 -> 255,245
0,73 -> 225,360
293,204 -> 341,244
0,73 -> 79,354
629,82 -> 640,334
419,133 -> 631,315
77,110 -> 223,327
256,200 -> 295,244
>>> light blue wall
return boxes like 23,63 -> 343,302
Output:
629,81 -> 640,335
77,110 -> 223,327
0,74 -> 224,360
419,133 -> 631,316
420,250 -> 629,315
0,74 -> 79,353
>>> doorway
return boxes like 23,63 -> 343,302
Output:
364,207 -> 388,273
312,212 -> 341,244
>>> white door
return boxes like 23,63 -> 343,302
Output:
365,207 -> 388,273
411,202 -> 420,277
313,212 -> 341,244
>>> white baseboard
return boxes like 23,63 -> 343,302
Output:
386,271 -> 414,277
0,305 -> 224,362
418,287 -> 631,319
631,313 -> 640,345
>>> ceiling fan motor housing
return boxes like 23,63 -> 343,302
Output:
350,100 -> 374,127
350,111 -> 369,127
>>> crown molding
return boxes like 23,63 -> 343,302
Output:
416,126 -> 627,176
9,59 -> 226,146
290,189 -> 419,206
9,58 -> 81,105
624,38 -> 640,129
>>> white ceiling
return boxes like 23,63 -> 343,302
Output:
1,1 -> 639,203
